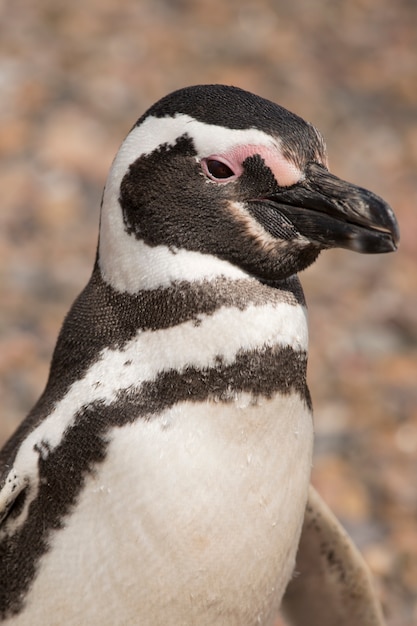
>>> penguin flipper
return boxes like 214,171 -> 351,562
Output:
0,466 -> 27,526
281,485 -> 385,626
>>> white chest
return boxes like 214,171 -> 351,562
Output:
12,393 -> 313,626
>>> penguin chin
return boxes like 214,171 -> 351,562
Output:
257,252 -> 322,287
235,237 -> 322,285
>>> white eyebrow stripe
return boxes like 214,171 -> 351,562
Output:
124,114 -> 278,160
104,115 -> 280,209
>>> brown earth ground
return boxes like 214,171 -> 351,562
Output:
0,1 -> 416,624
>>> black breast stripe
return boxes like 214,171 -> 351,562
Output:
0,269 -> 304,468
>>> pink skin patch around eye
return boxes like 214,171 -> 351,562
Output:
203,144 -> 303,187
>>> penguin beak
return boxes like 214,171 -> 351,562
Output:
262,162 -> 399,253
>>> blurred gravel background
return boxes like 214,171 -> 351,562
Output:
0,1 -> 416,624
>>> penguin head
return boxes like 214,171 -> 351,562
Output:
99,85 -> 399,290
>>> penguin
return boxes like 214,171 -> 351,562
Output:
0,85 -> 398,626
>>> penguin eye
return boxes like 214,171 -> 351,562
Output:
207,160 -> 234,179
201,158 -> 237,182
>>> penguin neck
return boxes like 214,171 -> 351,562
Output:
35,250 -> 308,434
95,195 -> 308,325
95,229 -> 308,328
